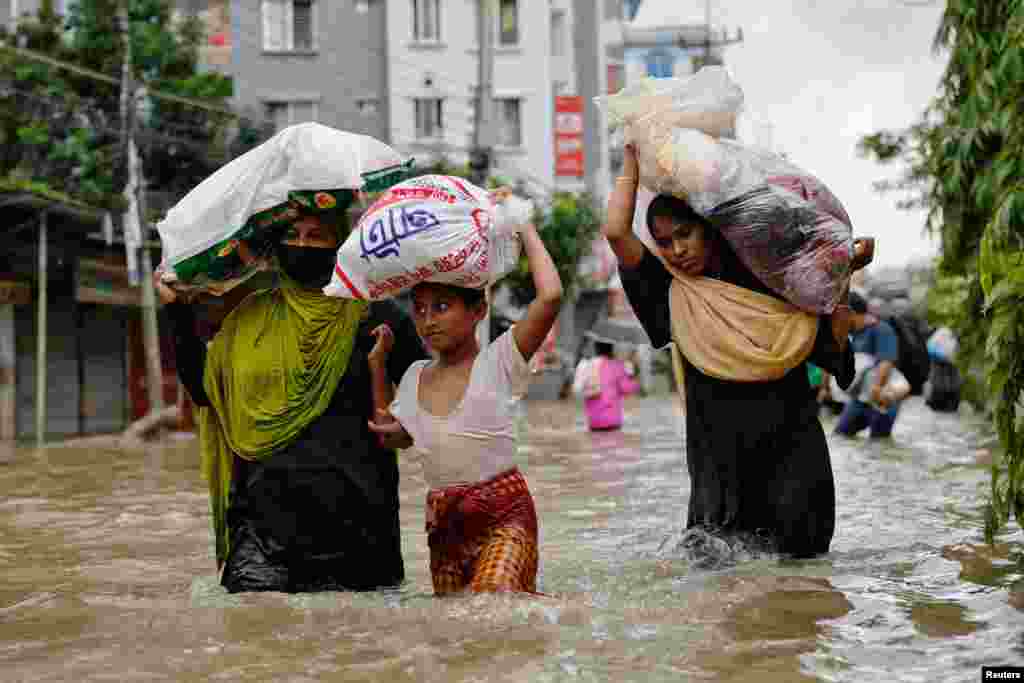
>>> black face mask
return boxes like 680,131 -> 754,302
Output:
275,244 -> 336,288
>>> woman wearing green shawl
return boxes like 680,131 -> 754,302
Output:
158,189 -> 426,593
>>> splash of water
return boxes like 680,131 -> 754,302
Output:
657,527 -> 776,570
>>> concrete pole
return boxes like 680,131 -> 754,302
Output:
35,212 -> 47,446
0,304 -> 14,441
137,180 -> 165,415
572,0 -> 608,202
120,1 -> 163,415
474,1 -> 496,347
471,0 -> 496,185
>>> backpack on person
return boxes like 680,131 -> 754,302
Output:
884,314 -> 932,396
925,359 -> 963,412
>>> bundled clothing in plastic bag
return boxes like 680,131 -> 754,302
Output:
157,122 -> 413,295
598,67 -> 855,314
327,175 -> 526,301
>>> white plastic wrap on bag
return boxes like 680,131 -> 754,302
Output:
598,67 -> 855,314
602,66 -> 743,134
492,191 -> 534,234
325,175 -> 523,301
156,122 -> 409,294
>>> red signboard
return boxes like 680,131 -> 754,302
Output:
554,96 -> 584,178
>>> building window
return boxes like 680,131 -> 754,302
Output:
262,0 -> 317,52
293,0 -> 314,50
495,98 -> 521,147
414,98 -> 443,139
550,10 -> 565,57
412,0 -> 441,42
645,50 -> 675,78
264,100 -> 319,131
498,0 -> 519,45
356,98 -> 379,117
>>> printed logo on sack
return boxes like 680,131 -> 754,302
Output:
471,208 -> 492,236
359,206 -> 442,260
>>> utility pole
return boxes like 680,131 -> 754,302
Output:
470,0 -> 495,186
688,0 -> 742,70
119,1 -> 164,416
572,0 -> 607,201
470,1 -> 497,344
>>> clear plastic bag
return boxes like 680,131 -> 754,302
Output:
599,67 -> 855,314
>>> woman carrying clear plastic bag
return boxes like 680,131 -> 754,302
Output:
603,146 -> 872,558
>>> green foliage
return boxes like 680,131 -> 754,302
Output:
860,0 -> 1024,542
15,123 -> 50,146
1,0 -> 246,214
502,192 -> 603,305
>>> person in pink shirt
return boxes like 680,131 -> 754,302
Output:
573,338 -> 641,431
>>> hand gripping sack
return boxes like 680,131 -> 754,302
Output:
156,122 -> 413,296
599,67 -> 856,314
325,175 -> 524,301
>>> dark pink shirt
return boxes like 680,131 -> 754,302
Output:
583,358 -> 640,430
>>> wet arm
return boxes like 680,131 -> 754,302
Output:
808,316 -> 855,390
874,361 -> 894,392
513,223 -> 564,361
368,360 -> 414,450
165,302 -> 210,407
602,145 -> 646,269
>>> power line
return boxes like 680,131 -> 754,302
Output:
5,23 -> 522,150
0,41 -> 243,119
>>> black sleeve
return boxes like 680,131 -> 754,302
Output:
618,248 -> 674,349
166,302 -> 211,407
809,315 -> 855,390
365,300 -> 429,386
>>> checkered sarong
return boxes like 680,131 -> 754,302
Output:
426,467 -> 539,596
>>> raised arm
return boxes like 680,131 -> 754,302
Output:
512,223 -> 564,361
155,274 -> 210,407
603,143 -> 647,270
366,323 -> 414,450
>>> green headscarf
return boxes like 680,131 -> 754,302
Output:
198,281 -> 369,566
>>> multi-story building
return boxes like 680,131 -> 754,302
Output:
227,1 -> 634,195
231,0 -> 389,142
385,0 -> 557,193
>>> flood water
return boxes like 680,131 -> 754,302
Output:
1,394 -> 1020,682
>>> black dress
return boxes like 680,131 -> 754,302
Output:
168,299 -> 426,592
619,241 -> 853,558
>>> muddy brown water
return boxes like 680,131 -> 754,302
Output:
0,395 -> 1020,681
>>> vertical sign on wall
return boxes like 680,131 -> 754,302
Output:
554,96 -> 584,178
